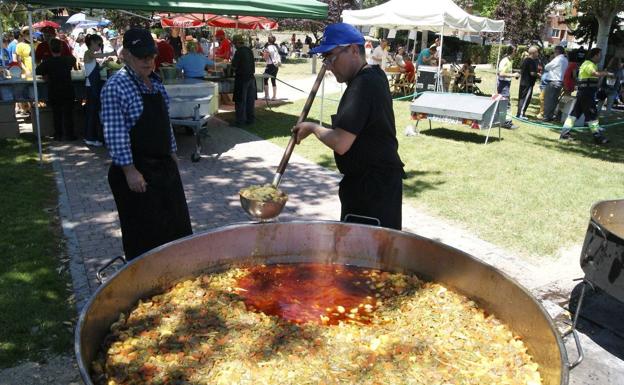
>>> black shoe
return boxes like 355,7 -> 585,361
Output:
64,135 -> 78,141
593,134 -> 609,145
559,133 -> 574,141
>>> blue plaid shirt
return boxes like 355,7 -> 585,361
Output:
101,66 -> 177,166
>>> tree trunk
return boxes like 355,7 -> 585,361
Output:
595,13 -> 615,68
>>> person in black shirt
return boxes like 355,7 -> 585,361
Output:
294,23 -> 405,230
36,38 -> 77,141
167,28 -> 183,59
516,46 -> 540,118
231,34 -> 256,126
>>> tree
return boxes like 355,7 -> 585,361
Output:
0,1 -> 55,32
455,0 -> 501,17
105,10 -> 152,31
567,12 -> 624,49
279,0 -> 357,42
492,0 -> 553,45
575,0 -> 624,67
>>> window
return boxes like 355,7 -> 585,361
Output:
551,29 -> 560,38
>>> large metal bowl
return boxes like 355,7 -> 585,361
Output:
76,221 -> 571,385
239,193 -> 287,221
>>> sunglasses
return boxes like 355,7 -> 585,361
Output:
321,45 -> 351,66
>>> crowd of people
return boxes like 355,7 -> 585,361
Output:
496,44 -> 623,144
0,24 -> 272,144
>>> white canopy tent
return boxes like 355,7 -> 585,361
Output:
342,0 -> 505,92
342,0 -> 504,33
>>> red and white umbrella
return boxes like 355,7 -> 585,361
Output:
210,16 -> 278,30
33,20 -> 60,29
160,13 -> 278,30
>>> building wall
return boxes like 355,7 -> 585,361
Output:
542,3 -> 578,47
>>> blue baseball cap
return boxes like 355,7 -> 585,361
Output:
310,23 -> 365,55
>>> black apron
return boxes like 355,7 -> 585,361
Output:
108,77 -> 192,260
87,61 -> 104,95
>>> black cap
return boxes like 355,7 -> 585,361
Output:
123,28 -> 157,58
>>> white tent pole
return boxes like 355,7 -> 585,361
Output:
411,29 -> 416,62
495,30 -> 503,95
27,7 -> 43,165
437,26 -> 444,92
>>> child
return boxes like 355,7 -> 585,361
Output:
83,34 -> 117,146
36,38 -> 77,141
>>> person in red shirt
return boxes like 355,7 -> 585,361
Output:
153,33 -> 174,71
35,26 -> 73,64
403,57 -> 415,82
563,49 -> 584,95
214,29 -> 231,61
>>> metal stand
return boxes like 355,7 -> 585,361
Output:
169,96 -> 213,162
414,119 -> 432,131
484,98 -> 501,145
563,278 -> 590,369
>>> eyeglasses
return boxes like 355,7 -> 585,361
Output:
322,45 -> 351,66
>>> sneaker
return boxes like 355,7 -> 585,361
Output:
593,134 -> 609,145
84,139 -> 103,147
559,133 -> 574,141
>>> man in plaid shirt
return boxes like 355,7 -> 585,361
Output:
102,28 -> 192,260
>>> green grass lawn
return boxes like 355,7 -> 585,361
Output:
222,69 -> 624,259
0,135 -> 74,367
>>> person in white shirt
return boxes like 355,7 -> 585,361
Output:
542,46 -> 568,121
262,35 -> 281,100
371,39 -> 387,67
364,40 -> 374,65
72,33 -> 87,66
394,46 -> 406,69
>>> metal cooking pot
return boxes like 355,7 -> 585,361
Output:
580,199 -> 624,301
76,221 -> 577,385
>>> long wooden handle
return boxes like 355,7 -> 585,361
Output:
273,65 -> 327,186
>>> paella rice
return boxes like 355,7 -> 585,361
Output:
239,184 -> 287,203
93,264 -> 542,385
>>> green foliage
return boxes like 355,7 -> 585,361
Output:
459,43 -> 492,64
0,2 -> 28,31
455,0 -> 501,17
0,136 -> 74,367
493,0 -> 552,44
488,44 -> 554,68
362,0 -> 386,7
104,9 -> 152,31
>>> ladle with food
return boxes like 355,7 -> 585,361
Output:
239,65 -> 327,221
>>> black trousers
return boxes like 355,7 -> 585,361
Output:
85,86 -> 103,142
263,64 -> 278,87
49,99 -> 74,139
234,77 -> 256,125
108,158 -> 192,260
571,87 -> 598,122
339,168 -> 403,230
517,84 -> 534,117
